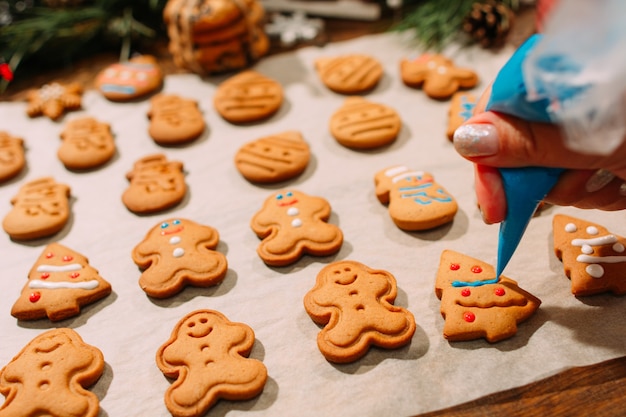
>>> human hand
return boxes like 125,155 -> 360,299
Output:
452,85 -> 626,224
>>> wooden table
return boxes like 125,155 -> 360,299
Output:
2,8 -> 625,417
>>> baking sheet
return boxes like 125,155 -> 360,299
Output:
1,33 -> 625,417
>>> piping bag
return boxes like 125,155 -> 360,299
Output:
453,0 -> 626,286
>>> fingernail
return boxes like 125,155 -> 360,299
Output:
585,169 -> 615,193
620,182 -> 626,196
453,124 -> 499,157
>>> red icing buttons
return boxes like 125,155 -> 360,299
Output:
70,272 -> 80,279
29,292 -> 41,303
470,265 -> 482,273
450,263 -> 460,271
45,252 -> 54,258
494,287 -> 506,296
463,311 -> 476,322
62,255 -> 73,262
461,288 -> 471,297
40,273 -> 50,279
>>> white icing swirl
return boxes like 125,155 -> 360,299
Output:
37,263 -> 82,273
29,280 -> 99,290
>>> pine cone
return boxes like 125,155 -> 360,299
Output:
463,1 -> 514,48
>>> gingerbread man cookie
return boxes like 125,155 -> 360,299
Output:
25,82 -> 83,120
132,218 -> 228,298
122,154 -> 186,214
2,176 -> 71,240
250,189 -> 343,266
315,54 -> 383,94
400,54 -> 478,100
0,328 -> 105,417
553,214 -> 626,296
156,309 -> 267,417
58,117 -> 116,170
375,165 -> 458,231
304,260 -> 416,363
95,55 -> 163,101
446,92 -> 477,141
11,242 -> 112,322
0,131 -> 25,182
147,94 -> 205,145
435,250 -> 541,343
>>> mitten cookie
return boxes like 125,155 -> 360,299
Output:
0,131 -> 25,182
11,243 -> 112,321
58,117 -> 116,170
25,82 -> 83,120
132,218 -> 228,298
315,54 -> 383,94
400,54 -> 478,100
250,189 -> 343,266
375,165 -> 458,231
553,214 -> 626,296
0,328 -> 104,417
213,70 -> 283,123
446,92 -> 477,141
435,250 -> 541,342
122,154 -> 186,214
156,309 -> 267,417
2,177 -> 71,240
330,97 -> 401,149
95,55 -> 163,101
234,130 -> 310,183
303,260 -> 416,363
147,94 -> 205,145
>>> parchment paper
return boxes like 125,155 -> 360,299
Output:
1,33 -> 625,417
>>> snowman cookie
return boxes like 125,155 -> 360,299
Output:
0,131 -> 25,182
250,190 -> 343,266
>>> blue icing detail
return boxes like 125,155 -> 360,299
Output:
451,277 -> 500,287
100,84 -> 137,95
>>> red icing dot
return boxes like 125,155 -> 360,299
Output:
471,265 -> 482,273
450,263 -> 460,271
495,287 -> 506,296
29,292 -> 41,303
40,273 -> 50,279
70,272 -> 80,279
463,311 -> 476,322
62,255 -> 73,262
461,288 -> 471,297
45,252 -> 54,259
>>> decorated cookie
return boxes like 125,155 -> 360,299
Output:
156,309 -> 267,417
147,94 -> 206,145
375,165 -> 458,231
58,117 -> 116,170
95,55 -> 163,101
553,214 -> 626,296
11,243 -> 112,321
122,154 -> 186,214
0,131 -> 25,182
446,92 -> 477,141
0,328 -> 104,417
315,54 -> 383,94
303,260 -> 416,363
234,130 -> 310,183
132,218 -> 228,298
25,82 -> 83,120
435,250 -> 541,343
250,189 -> 343,266
400,54 -> 479,100
213,70 -> 283,123
330,97 -> 401,149
2,177 -> 71,240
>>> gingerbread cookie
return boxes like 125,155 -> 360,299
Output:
156,309 -> 267,416
11,243 -> 112,321
435,250 -> 541,343
553,214 -> 626,296
147,94 -> 205,145
58,117 -> 116,170
213,70 -> 283,123
315,54 -> 383,94
375,165 -> 458,231
0,328 -> 104,417
2,177 -> 71,240
122,154 -> 186,214
132,218 -> 228,298
234,130 -> 310,183
446,92 -> 477,141
250,189 -> 343,266
25,82 -> 83,120
330,97 -> 401,149
400,54 -> 479,100
95,55 -> 163,101
304,260 -> 416,363
0,131 -> 25,182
